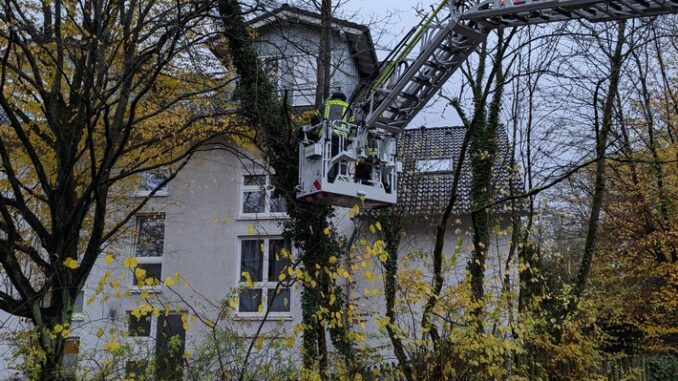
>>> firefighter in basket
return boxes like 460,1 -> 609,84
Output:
319,91 -> 351,182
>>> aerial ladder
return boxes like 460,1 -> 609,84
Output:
297,0 -> 678,209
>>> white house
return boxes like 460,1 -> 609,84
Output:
0,5 -> 518,380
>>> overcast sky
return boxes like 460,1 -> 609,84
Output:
343,0 -> 465,127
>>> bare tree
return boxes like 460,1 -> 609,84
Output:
0,0 -> 237,378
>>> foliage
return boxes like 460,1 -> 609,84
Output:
217,0 -> 357,374
0,0 -> 241,378
648,353 -> 678,381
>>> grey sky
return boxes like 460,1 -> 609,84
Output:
344,0 -> 465,127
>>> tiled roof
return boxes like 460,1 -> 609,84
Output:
397,126 -> 522,216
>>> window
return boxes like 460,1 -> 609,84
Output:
135,214 -> 165,257
415,159 -> 453,173
238,238 -> 292,315
132,263 -> 162,286
128,311 -> 152,336
262,56 -> 282,90
155,313 -> 186,381
137,170 -> 169,196
240,174 -> 286,216
63,337 -> 79,380
133,214 -> 165,288
72,290 -> 85,320
287,55 -> 316,107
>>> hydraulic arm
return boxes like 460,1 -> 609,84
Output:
297,0 -> 677,208
358,0 -> 678,133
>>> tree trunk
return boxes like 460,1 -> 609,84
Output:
572,21 -> 627,302
217,0 -> 357,373
315,0 -> 332,109
380,211 -> 414,381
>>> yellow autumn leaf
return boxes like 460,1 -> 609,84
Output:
123,257 -> 138,269
105,254 -> 113,265
278,273 -> 286,282
181,314 -> 190,330
229,298 -> 238,309
103,339 -> 121,353
242,271 -> 253,287
369,224 -> 376,234
96,328 -> 104,338
164,277 -> 175,287
248,224 -> 256,234
348,204 -> 360,219
328,256 -> 338,265
63,258 -> 79,270
254,336 -> 264,350
257,304 -> 264,313
323,226 -> 331,236
135,267 -> 147,281
284,335 -> 295,349
110,279 -> 121,289
375,221 -> 382,231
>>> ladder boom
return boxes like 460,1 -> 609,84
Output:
463,0 -> 678,28
361,0 -> 677,132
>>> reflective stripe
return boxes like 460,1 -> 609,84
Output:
323,99 -> 350,138
323,100 -> 349,121
317,124 -> 348,138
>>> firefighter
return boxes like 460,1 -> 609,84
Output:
355,133 -> 379,184
322,91 -> 350,155
321,91 -> 351,182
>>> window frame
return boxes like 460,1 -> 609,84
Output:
238,169 -> 287,220
127,310 -> 153,337
72,290 -> 86,321
135,169 -> 170,197
63,336 -> 80,378
131,213 -> 165,292
415,158 -> 454,173
235,236 -> 293,320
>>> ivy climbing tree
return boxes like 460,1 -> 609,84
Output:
217,0 -> 359,375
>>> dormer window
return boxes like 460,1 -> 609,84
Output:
415,159 -> 453,173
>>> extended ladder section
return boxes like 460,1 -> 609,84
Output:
362,0 -> 678,132
298,0 -> 677,209
463,0 -> 678,28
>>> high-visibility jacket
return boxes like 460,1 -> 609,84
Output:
323,99 -> 350,138
365,139 -> 379,157
365,146 -> 378,157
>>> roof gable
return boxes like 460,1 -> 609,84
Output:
248,4 -> 378,80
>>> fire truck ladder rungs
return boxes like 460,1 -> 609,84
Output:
363,0 -> 677,133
